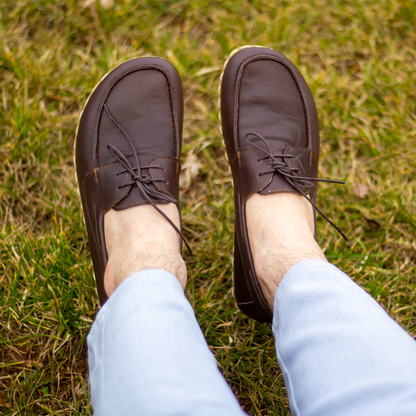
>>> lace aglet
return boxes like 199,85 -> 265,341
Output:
314,178 -> 346,184
183,239 -> 193,255
331,221 -> 348,242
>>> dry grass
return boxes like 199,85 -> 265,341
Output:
1,0 -> 416,414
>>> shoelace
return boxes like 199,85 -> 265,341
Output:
246,132 -> 348,241
104,104 -> 192,253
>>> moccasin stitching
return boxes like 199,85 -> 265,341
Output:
150,157 -> 178,199
114,199 -> 167,209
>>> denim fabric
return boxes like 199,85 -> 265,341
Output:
88,262 -> 416,415
88,269 -> 246,416
273,259 -> 416,416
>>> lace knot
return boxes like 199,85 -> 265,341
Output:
133,174 -> 151,185
246,132 -> 348,241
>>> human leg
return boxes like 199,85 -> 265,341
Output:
76,58 -> 246,416
86,203 -> 245,416
247,192 -> 416,415
221,46 -> 416,415
247,193 -> 416,416
88,268 -> 245,416
274,259 -> 416,416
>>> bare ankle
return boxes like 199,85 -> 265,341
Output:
103,204 -> 187,297
253,237 -> 326,308
247,193 -> 327,309
104,246 -> 187,296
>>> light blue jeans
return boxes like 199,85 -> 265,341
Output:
87,260 -> 416,415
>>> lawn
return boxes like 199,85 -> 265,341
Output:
1,0 -> 415,414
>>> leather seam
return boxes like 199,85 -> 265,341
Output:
285,147 -> 317,179
286,146 -> 317,162
102,185 -> 131,215
163,70 -> 178,156
235,199 -> 267,318
260,189 -> 298,193
150,157 -> 178,198
230,151 -> 273,201
286,158 -> 295,176
236,235 -> 254,301
115,199 -> 167,208
234,59 -> 246,153
243,171 -> 273,201
83,173 -> 104,274
84,165 -> 131,218
231,149 -> 263,164
93,163 -> 123,171
234,201 -> 255,302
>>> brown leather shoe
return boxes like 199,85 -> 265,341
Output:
220,46 -> 345,323
75,57 -> 187,306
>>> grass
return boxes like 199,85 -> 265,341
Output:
0,0 -> 415,414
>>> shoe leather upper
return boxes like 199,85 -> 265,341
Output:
221,47 -> 320,322
76,58 -> 183,305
